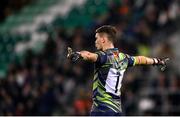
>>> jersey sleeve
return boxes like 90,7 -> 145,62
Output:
95,51 -> 107,65
125,54 -> 136,67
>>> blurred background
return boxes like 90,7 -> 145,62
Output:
0,0 -> 179,116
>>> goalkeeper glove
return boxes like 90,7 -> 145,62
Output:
67,47 -> 82,62
153,57 -> 170,71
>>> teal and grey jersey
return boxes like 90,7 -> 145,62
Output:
91,48 -> 135,113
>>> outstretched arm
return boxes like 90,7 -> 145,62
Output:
128,55 -> 169,71
78,50 -> 98,62
67,47 -> 98,62
133,56 -> 159,65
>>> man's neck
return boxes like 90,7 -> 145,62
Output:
102,43 -> 115,51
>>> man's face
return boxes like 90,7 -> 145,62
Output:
95,33 -> 103,50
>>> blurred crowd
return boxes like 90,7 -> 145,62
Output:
0,0 -> 180,115
0,0 -> 34,22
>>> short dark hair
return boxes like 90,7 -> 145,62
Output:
95,25 -> 117,43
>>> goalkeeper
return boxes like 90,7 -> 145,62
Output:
67,25 -> 169,116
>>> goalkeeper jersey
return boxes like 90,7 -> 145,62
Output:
91,48 -> 135,113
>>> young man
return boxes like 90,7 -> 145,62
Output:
67,25 -> 169,116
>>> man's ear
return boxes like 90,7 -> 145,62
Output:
102,37 -> 105,43
101,34 -> 106,43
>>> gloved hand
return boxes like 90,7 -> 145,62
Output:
67,47 -> 81,62
153,57 -> 170,71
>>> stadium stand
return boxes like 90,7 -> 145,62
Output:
0,0 -> 179,116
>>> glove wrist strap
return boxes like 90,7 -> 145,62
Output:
153,58 -> 159,65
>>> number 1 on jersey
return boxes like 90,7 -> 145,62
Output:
105,68 -> 125,96
115,72 -> 120,93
